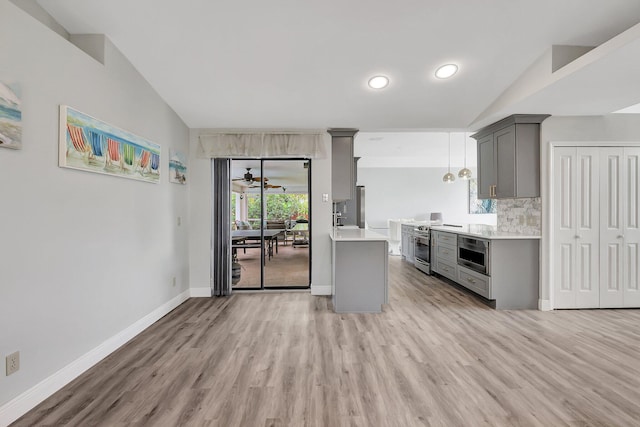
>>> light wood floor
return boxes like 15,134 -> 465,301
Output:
13,257 -> 640,426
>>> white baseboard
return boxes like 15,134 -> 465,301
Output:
190,287 -> 211,297
311,284 -> 331,296
539,299 -> 552,311
0,290 -> 190,427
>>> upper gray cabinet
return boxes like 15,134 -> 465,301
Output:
328,128 -> 358,201
471,115 -> 549,199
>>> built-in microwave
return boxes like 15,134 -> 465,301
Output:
457,236 -> 490,276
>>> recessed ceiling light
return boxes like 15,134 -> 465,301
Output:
368,75 -> 389,89
435,64 -> 458,79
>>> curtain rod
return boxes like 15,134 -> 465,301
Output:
199,130 -> 326,136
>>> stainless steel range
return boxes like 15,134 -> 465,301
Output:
413,225 -> 431,275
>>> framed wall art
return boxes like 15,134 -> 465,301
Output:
0,80 -> 22,150
169,148 -> 187,184
59,105 -> 160,183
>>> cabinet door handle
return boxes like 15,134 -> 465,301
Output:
617,235 -> 624,239
467,277 -> 476,284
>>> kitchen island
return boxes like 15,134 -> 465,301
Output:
430,225 -> 540,310
330,228 -> 389,313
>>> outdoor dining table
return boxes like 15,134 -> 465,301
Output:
231,229 -> 284,264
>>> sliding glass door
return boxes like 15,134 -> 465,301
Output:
230,160 -> 262,289
230,159 -> 310,290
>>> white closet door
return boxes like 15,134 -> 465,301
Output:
575,148 -> 600,308
553,147 -> 577,308
553,147 -> 600,308
600,148 -> 625,308
623,148 -> 640,307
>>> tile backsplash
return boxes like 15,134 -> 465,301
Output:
497,197 -> 541,235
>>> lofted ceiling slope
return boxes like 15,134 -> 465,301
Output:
26,0 -> 640,131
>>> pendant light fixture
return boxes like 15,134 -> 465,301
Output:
442,132 -> 455,183
458,132 -> 472,180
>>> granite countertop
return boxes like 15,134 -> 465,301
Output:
430,224 -> 541,240
330,228 -> 389,242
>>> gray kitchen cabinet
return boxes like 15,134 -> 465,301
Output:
331,230 -> 388,313
471,114 -> 549,199
328,129 -> 358,201
457,267 -> 492,300
477,134 -> 494,199
401,224 -> 415,263
431,231 -> 458,281
431,226 -> 539,309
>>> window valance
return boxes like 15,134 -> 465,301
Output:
198,132 -> 326,159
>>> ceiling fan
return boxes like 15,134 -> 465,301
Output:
249,180 -> 281,189
232,168 -> 266,184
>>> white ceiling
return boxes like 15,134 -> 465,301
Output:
31,0 -> 640,131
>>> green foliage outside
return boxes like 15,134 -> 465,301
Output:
249,194 -> 309,220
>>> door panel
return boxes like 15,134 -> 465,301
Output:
624,148 -> 640,306
575,148 -> 600,308
231,160 -> 263,289
495,127 -> 516,198
553,147 -> 599,308
600,149 -> 624,307
477,134 -> 494,199
263,159 -> 310,288
553,147 -> 578,308
560,244 -> 573,292
578,244 -> 593,291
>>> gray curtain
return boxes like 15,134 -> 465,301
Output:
212,158 -> 231,296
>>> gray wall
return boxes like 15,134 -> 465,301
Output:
357,167 -> 496,231
0,1 -> 190,408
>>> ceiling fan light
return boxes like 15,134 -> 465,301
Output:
435,64 -> 458,79
458,167 -> 472,180
368,75 -> 389,89
443,172 -> 456,183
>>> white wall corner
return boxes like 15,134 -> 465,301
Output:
190,287 -> 212,297
311,284 -> 332,296
0,290 -> 190,427
69,34 -> 106,65
539,299 -> 552,311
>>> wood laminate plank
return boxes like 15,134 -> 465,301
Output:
11,257 -> 640,426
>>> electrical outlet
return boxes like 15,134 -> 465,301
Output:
172,277 -> 176,287
6,351 -> 19,376
322,193 -> 329,202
